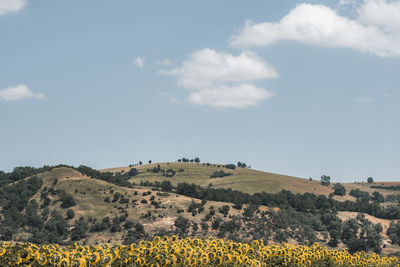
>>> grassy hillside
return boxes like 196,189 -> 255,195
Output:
103,162 -> 333,195
1,163 -> 399,255
10,167 -> 241,244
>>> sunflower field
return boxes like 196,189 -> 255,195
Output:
0,236 -> 399,266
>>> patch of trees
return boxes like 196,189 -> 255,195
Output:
210,170 -> 232,178
387,221 -> 400,245
371,184 -> 400,191
177,157 -> 200,163
349,189 -> 370,200
225,164 -> 236,170
0,165 -> 65,185
0,176 -> 43,212
75,165 -> 132,188
127,168 -> 138,176
237,162 -> 248,168
146,165 -> 176,177
341,214 -> 383,253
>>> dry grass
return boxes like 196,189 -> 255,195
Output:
103,162 -> 333,195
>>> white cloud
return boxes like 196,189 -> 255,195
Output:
0,85 -> 45,101
160,92 -> 180,104
358,0 -> 400,32
188,84 -> 274,109
355,96 -> 375,103
338,0 -> 359,7
230,2 -> 400,57
161,48 -> 278,109
156,59 -> 174,66
134,57 -> 145,68
0,0 -> 27,15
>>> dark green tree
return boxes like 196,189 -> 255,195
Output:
333,183 -> 346,196
320,175 -> 331,186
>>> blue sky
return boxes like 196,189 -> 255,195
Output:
0,0 -> 399,182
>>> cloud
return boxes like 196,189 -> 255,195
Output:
0,0 -> 27,15
230,2 -> 400,57
355,96 -> 375,103
160,92 -> 180,104
338,0 -> 359,6
188,84 -> 274,109
0,85 -> 45,101
358,0 -> 400,32
156,59 -> 174,66
160,48 -> 278,109
134,57 -> 145,68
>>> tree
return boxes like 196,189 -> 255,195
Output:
367,177 -> 374,184
139,161 -> 142,165
148,160 -> 152,164
194,157 -> 200,163
174,216 -> 190,237
387,221 -> 400,245
66,209 -> 75,220
237,162 -> 247,168
320,175 -> 331,186
127,168 -> 138,176
347,238 -> 368,254
333,183 -> 346,196
372,191 -> 384,203
225,164 -> 236,170
219,205 -> 230,217
60,195 -> 76,209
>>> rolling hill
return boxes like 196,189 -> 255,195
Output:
1,162 -> 399,256
103,162 -> 333,195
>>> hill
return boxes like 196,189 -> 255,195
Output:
1,163 -> 400,256
103,162 -> 333,195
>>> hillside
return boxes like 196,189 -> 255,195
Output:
1,163 -> 400,256
103,162 -> 333,195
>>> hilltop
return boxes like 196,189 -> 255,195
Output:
103,162 -> 332,195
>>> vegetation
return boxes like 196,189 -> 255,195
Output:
225,164 -> 236,170
333,183 -> 346,196
0,237 -> 399,266
210,170 -> 232,178
320,175 -> 330,186
0,162 -> 399,257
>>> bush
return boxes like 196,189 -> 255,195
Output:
225,164 -> 236,170
128,168 -> 138,176
333,183 -> 346,196
66,209 -> 75,220
210,170 -> 232,178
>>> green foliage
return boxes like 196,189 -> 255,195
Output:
66,209 -> 75,220
333,183 -> 346,196
320,175 -> 330,186
372,191 -> 384,203
210,170 -> 232,178
387,221 -> 400,245
127,168 -> 138,176
219,205 -> 230,217
367,177 -> 374,183
225,164 -> 236,170
174,216 -> 190,237
237,162 -> 247,168
76,165 -> 131,187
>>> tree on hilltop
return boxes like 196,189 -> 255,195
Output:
320,175 -> 331,186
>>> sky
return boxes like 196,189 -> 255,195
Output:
0,0 -> 399,182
